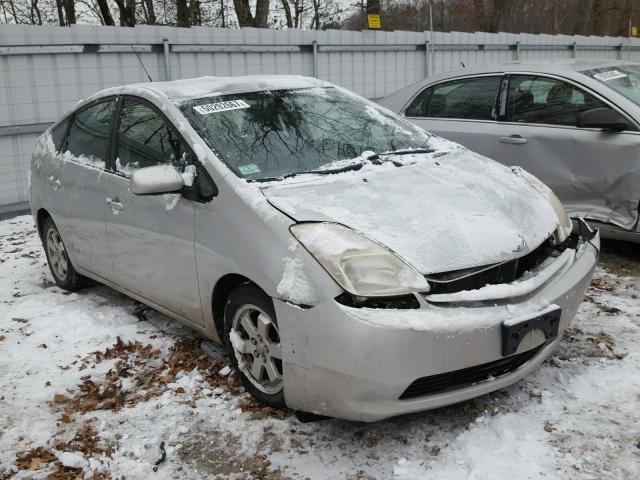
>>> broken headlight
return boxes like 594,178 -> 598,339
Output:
512,167 -> 572,244
290,222 -> 430,297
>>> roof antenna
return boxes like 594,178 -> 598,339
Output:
460,61 -> 466,68
130,44 -> 153,82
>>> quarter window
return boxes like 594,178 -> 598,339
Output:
50,118 -> 70,153
405,76 -> 501,121
64,100 -> 115,168
116,99 -> 190,176
507,75 -> 609,126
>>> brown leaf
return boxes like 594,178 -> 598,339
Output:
53,394 -> 69,404
0,335 -> 5,342
174,387 -> 185,394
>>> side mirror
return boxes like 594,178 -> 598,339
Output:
130,165 -> 185,195
576,107 -> 629,132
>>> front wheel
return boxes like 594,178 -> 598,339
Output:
224,284 -> 285,408
42,217 -> 87,291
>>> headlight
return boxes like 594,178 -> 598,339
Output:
290,222 -> 430,298
512,167 -> 572,244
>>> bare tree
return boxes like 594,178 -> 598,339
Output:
114,0 -> 134,26
280,0 -> 293,27
233,0 -> 269,27
95,0 -> 114,25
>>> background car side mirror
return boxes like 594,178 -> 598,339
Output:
576,107 -> 629,132
130,165 -> 185,195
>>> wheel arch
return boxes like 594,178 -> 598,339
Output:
36,208 -> 52,240
211,273 -> 267,340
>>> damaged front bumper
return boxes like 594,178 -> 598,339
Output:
275,229 -> 600,422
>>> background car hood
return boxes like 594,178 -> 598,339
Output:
260,151 -> 559,274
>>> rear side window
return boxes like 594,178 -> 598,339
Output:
405,76 -> 501,120
115,99 -> 190,176
507,75 -> 609,126
65,100 -> 115,168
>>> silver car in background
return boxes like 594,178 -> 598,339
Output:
380,60 -> 640,242
30,75 -> 599,422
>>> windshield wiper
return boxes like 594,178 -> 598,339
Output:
248,161 -> 364,183
377,148 -> 435,157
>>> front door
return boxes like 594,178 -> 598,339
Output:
492,74 -> 640,231
402,75 -> 503,158
103,97 -> 203,323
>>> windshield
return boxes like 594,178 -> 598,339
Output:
179,87 -> 432,180
582,64 -> 640,106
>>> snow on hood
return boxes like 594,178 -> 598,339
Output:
260,151 -> 560,275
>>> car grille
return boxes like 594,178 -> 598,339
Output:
399,345 -> 543,400
425,239 -> 554,295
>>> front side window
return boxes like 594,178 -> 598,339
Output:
65,100 -> 115,168
116,99 -> 190,176
179,87 -> 432,181
405,76 -> 501,120
507,75 -> 608,126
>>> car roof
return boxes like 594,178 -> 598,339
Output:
378,59 -> 639,111
84,75 -> 332,106
446,59 -> 633,75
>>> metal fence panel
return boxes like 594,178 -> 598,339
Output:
2,24 -> 640,207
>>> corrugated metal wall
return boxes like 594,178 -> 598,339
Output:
2,24 -> 640,208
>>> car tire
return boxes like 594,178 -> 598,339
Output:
224,283 -> 285,409
42,217 -> 87,291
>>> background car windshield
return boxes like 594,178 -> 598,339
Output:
180,87 -> 431,179
583,64 -> 640,106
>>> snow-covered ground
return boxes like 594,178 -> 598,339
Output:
1,214 -> 639,479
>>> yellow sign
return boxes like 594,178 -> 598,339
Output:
367,14 -> 381,29
632,25 -> 638,37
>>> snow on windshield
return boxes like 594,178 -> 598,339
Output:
178,87 -> 432,180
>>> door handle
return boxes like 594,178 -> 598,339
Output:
106,197 -> 124,211
499,135 -> 528,145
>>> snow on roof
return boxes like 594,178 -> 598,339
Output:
89,75 -> 332,105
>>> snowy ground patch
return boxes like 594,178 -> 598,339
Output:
1,215 -> 639,479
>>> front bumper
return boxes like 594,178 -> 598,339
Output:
275,232 -> 599,422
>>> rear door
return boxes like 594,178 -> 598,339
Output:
402,75 -> 503,157
492,74 -> 640,230
102,97 -> 204,323
47,98 -> 117,278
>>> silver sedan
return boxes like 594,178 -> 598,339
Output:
30,75 -> 598,421
380,60 -> 640,243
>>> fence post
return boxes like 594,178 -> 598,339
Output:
312,40 -> 318,78
163,38 -> 172,81
618,42 -> 623,60
514,41 -> 520,61
572,41 -> 577,58
425,41 -> 430,78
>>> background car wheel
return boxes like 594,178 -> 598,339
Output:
224,283 -> 285,409
42,217 -> 87,291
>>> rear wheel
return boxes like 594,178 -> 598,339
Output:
42,217 -> 87,291
224,284 -> 285,408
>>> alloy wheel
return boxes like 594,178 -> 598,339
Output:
230,304 -> 283,394
46,228 -> 68,281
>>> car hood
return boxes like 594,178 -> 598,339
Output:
260,151 -> 559,274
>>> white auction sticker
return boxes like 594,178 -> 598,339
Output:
194,99 -> 250,114
593,70 -> 627,82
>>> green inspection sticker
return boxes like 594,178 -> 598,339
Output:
238,163 -> 261,175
